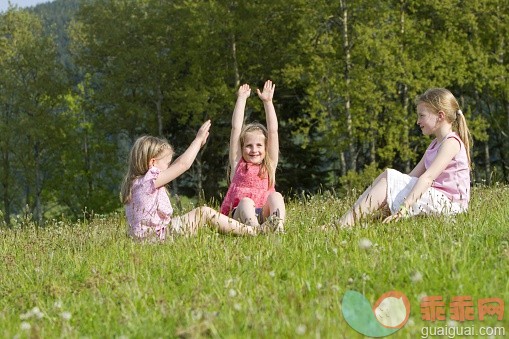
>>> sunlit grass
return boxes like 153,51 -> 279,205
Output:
1,186 -> 508,338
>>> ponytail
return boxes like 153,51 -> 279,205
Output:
454,109 -> 472,168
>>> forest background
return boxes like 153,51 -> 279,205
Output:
0,0 -> 507,225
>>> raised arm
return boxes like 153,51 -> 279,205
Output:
229,84 -> 251,175
384,137 -> 460,222
256,80 -> 279,166
154,120 -> 211,188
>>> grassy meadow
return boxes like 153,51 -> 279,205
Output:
1,185 -> 508,338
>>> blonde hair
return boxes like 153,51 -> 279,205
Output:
238,122 -> 276,187
415,88 -> 472,167
120,135 -> 174,204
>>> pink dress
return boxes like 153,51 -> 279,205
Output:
424,132 -> 470,209
221,158 -> 275,215
125,167 -> 173,240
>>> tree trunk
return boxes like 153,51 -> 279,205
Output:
232,33 -> 240,88
1,149 -> 10,225
34,141 -> 43,224
340,0 -> 356,171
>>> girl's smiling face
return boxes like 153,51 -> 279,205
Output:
416,103 -> 439,136
242,130 -> 266,164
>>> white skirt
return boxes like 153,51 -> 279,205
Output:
386,169 -> 466,216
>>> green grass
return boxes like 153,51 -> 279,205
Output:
1,186 -> 508,338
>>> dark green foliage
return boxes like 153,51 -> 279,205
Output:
0,0 -> 507,224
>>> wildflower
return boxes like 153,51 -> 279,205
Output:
61,312 -> 71,321
417,292 -> 427,302
295,324 -> 307,335
269,271 -> 276,277
20,322 -> 31,331
410,271 -> 423,283
358,238 -> 372,250
233,303 -> 242,311
228,289 -> 237,298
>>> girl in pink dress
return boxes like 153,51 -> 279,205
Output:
335,88 -> 471,228
120,120 -> 256,241
221,80 -> 286,233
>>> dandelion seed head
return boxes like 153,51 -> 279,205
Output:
410,271 -> 423,283
358,238 -> 372,250
228,289 -> 237,298
417,292 -> 427,302
60,311 -> 71,321
295,324 -> 307,335
20,322 -> 31,331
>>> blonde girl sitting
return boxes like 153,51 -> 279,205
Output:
120,120 -> 256,240
335,88 -> 471,228
221,80 -> 286,233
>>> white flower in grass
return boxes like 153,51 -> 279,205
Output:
407,317 -> 415,327
410,271 -> 423,283
54,300 -> 62,309
447,320 -> 457,327
233,303 -> 241,311
20,322 -> 31,331
269,271 -> 276,277
228,289 -> 237,298
295,324 -> 307,335
316,283 -> 322,290
332,247 -> 338,255
358,238 -> 372,250
417,292 -> 427,302
191,309 -> 203,321
347,278 -> 354,284
61,311 -> 71,321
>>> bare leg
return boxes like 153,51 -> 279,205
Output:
180,206 -> 256,236
262,192 -> 286,231
337,170 -> 389,228
233,197 -> 260,227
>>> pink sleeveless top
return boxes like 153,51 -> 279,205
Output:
424,132 -> 470,208
221,158 -> 275,215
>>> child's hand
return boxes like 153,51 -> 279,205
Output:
237,84 -> 251,100
256,80 -> 275,102
196,120 -> 211,147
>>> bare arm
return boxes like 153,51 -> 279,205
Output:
154,120 -> 211,188
408,156 -> 426,177
257,80 -> 279,166
384,137 -> 461,222
229,84 -> 251,179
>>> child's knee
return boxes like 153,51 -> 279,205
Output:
238,197 -> 255,208
268,191 -> 284,202
196,206 -> 215,218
